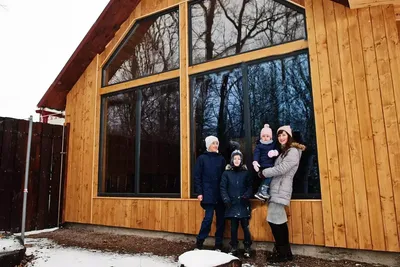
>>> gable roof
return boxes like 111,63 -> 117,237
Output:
37,0 -> 140,111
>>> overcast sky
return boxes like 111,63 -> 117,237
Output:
0,0 -> 109,120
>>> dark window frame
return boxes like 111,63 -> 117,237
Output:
102,7 -> 180,87
98,78 -> 181,198
189,49 -> 322,200
188,0 -> 307,66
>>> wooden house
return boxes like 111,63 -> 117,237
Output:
38,0 -> 400,253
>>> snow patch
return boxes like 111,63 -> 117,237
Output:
14,227 -> 59,236
25,238 -> 177,267
0,236 -> 24,252
178,250 -> 239,267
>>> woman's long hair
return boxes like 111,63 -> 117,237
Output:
277,129 -> 293,157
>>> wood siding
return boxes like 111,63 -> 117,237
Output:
306,0 -> 400,251
63,0 -> 400,252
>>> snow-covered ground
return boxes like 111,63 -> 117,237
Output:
25,238 -> 177,267
0,236 -> 24,252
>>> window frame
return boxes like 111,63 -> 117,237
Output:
188,0 -> 307,66
98,78 -> 181,198
102,7 -> 180,87
189,48 -> 321,199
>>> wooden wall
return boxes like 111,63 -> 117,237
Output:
62,0 -> 400,253
306,0 -> 400,252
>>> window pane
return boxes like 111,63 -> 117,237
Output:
192,68 -> 247,163
101,92 -> 137,193
139,82 -> 180,193
248,53 -> 320,196
190,0 -> 305,65
103,10 -> 179,86
99,80 -> 180,195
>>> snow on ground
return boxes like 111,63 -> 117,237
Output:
179,250 -> 239,267
0,236 -> 24,252
25,238 -> 177,267
14,227 -> 59,236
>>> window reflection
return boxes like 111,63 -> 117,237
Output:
103,10 -> 179,85
248,54 -> 320,196
192,68 -> 246,163
191,52 -> 320,198
190,0 -> 306,65
100,80 -> 180,195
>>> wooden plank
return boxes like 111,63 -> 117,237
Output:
358,7 -> 395,251
100,69 -> 180,95
382,5 -> 400,246
347,7 -> 386,251
348,0 -> 400,9
174,200 -> 182,232
37,124 -> 53,229
91,55 -> 102,223
182,200 -> 189,233
312,201 -> 325,245
26,123 -> 43,230
83,59 -> 96,225
148,200 -> 156,230
369,6 -> 400,251
161,200 -> 169,232
9,120 -> 28,231
142,200 -> 150,229
324,0 -> 358,249
301,202 -> 314,245
305,0 -> 334,247
314,0 -> 346,248
154,200 -> 162,231
179,1 -> 190,199
0,119 -> 18,231
168,200 -> 175,232
291,201 -> 303,244
136,199 -> 143,228
48,126 -> 63,228
130,200 -> 138,229
188,200 -> 197,234
188,40 -> 308,76
335,2 -> 372,249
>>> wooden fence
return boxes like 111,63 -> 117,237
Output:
0,117 -> 68,232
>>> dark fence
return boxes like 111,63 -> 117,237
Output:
0,117 -> 68,232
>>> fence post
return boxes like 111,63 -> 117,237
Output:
21,116 -> 33,244
57,123 -> 66,227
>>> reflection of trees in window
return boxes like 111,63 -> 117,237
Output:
192,68 -> 246,162
190,0 -> 305,64
191,52 -> 320,197
100,80 -> 180,195
248,53 -> 319,196
103,10 -> 179,85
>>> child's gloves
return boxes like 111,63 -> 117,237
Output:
258,171 -> 266,179
252,161 -> 260,172
268,150 -> 279,158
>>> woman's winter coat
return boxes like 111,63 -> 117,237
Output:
220,164 -> 252,218
194,151 -> 226,204
261,143 -> 306,206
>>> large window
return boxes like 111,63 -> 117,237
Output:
99,80 -> 180,196
189,0 -> 306,65
191,51 -> 320,198
103,9 -> 179,86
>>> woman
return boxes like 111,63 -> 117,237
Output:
260,125 -> 305,262
194,135 -> 226,251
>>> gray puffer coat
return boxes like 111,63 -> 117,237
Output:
261,143 -> 306,206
